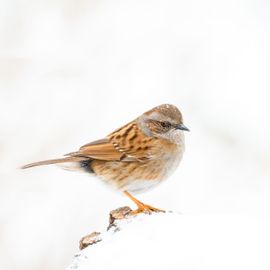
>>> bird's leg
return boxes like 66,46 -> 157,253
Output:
123,191 -> 165,214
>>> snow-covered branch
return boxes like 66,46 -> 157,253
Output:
66,208 -> 270,270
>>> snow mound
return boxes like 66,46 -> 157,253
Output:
66,208 -> 270,270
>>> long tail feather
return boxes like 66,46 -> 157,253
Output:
21,156 -> 87,169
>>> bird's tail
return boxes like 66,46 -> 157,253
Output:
21,156 -> 88,170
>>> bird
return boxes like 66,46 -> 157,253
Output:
21,104 -> 189,214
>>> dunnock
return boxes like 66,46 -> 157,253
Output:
22,104 -> 189,213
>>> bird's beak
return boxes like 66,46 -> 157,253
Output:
176,124 -> 190,131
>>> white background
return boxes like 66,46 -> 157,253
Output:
0,0 -> 269,269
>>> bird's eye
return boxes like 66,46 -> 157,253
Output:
160,121 -> 171,128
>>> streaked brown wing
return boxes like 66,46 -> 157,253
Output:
107,121 -> 154,161
66,122 -> 153,162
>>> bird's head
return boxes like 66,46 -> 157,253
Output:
138,104 -> 189,144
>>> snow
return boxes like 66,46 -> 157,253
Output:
66,212 -> 270,270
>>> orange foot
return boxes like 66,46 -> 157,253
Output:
131,203 -> 165,215
123,191 -> 165,215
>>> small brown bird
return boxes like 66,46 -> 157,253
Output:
22,104 -> 189,214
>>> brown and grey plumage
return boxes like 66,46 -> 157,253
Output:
21,104 -> 189,213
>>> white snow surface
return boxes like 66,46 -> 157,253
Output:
66,212 -> 270,270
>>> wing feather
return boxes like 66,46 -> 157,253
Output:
66,138 -> 125,161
